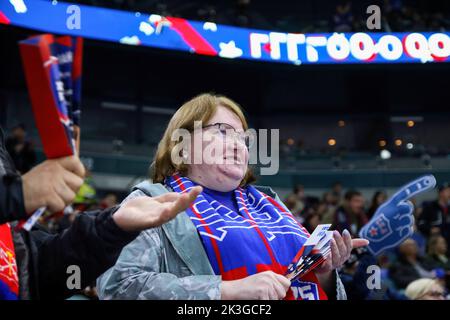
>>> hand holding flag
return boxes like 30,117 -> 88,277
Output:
18,34 -> 84,231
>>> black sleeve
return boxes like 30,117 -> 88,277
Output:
389,263 -> 419,289
0,175 -> 28,224
29,206 -> 139,299
0,129 -> 28,223
417,203 -> 434,236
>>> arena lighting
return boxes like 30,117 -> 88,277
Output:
1,0 -> 450,65
328,138 -> 336,146
390,116 -> 424,123
407,120 -> 415,127
379,140 -> 387,147
395,139 -> 403,146
406,143 -> 414,149
380,149 -> 392,160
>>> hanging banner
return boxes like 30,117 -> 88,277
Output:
2,0 -> 449,65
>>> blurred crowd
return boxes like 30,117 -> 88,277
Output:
5,124 -> 449,300
283,180 -> 450,300
73,0 -> 450,33
331,0 -> 449,33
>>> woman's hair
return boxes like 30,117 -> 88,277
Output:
370,191 -> 385,206
151,93 -> 256,185
405,278 -> 440,300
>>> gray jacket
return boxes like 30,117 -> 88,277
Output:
97,181 -> 347,300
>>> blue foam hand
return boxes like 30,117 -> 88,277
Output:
359,175 -> 436,256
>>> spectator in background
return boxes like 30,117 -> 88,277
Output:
418,183 -> 450,252
339,248 -> 407,300
219,0 -> 271,30
410,222 -> 427,257
331,182 -> 343,203
367,191 -> 387,220
100,193 -> 118,209
321,192 -> 339,224
425,235 -> 450,270
389,238 -> 435,290
332,190 -> 368,236
384,0 -> 404,31
283,194 -> 303,223
286,184 -> 306,214
197,4 -> 217,23
424,235 -> 450,289
5,124 -> 36,174
404,279 -> 446,300
316,201 -> 328,220
333,1 -> 353,32
302,208 -> 321,234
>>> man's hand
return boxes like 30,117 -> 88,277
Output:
112,186 -> 203,232
21,156 -> 85,214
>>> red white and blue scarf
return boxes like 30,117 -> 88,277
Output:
167,174 -> 328,300
0,224 -> 19,300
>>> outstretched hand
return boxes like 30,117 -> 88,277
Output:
315,229 -> 369,274
113,186 -> 203,232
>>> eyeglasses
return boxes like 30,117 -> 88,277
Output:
202,122 -> 250,147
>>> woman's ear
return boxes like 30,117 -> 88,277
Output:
182,149 -> 189,161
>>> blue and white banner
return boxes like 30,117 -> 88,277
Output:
1,0 -> 450,65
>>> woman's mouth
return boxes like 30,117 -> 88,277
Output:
223,154 -> 243,164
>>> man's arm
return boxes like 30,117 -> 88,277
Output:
0,128 -> 28,223
31,187 -> 203,300
0,174 -> 28,224
30,206 -> 139,300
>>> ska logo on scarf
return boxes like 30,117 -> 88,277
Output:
189,188 -> 309,243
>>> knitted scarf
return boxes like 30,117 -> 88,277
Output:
167,174 -> 327,300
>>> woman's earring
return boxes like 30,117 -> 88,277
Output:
182,150 -> 189,162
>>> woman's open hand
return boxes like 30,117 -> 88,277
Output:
112,186 -> 203,232
315,229 -> 369,274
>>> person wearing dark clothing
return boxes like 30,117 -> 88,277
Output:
389,239 -> 435,290
0,127 -> 202,299
6,206 -> 137,299
5,124 -> 36,174
340,247 -> 407,300
423,235 -> 450,289
367,191 -> 387,220
418,183 -> 450,251
333,190 -> 368,236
